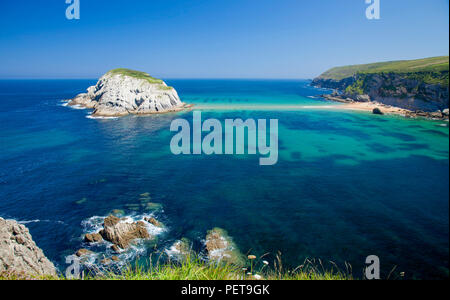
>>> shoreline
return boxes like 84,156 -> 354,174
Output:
318,94 -> 449,121
192,103 -> 449,121
67,102 -> 195,118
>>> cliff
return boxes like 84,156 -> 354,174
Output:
0,218 -> 57,277
312,56 -> 449,112
68,69 -> 185,117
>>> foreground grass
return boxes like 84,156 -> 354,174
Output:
1,256 -> 352,281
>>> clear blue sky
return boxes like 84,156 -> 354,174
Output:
0,0 -> 448,79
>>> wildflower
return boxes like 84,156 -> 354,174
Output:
248,255 -> 257,260
262,260 -> 269,265
253,274 -> 262,280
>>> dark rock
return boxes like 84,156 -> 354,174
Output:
373,108 -> 384,115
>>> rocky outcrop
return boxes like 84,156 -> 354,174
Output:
75,249 -> 93,257
99,215 -> 150,249
84,233 -> 103,243
0,218 -> 57,277
67,69 -> 186,117
205,228 -> 244,266
372,108 -> 384,115
312,72 -> 449,114
144,217 -> 163,228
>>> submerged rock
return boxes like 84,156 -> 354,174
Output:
111,256 -> 120,262
99,215 -> 150,249
111,209 -> 125,217
0,218 -> 57,277
145,217 -> 163,228
205,228 -> 244,266
144,202 -> 163,212
166,238 -> 192,259
66,68 -> 187,117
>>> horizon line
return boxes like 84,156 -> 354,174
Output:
0,77 -> 315,81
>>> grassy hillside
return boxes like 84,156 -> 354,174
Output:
318,56 -> 449,84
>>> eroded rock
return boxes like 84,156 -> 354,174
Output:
99,215 -> 150,249
66,69 -> 186,117
145,217 -> 163,228
84,233 -> 103,243
0,218 -> 57,277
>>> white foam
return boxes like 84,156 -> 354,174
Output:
69,104 -> 87,110
86,114 -> 119,120
18,219 -> 41,224
18,219 -> 67,225
79,213 -> 167,267
165,242 -> 182,257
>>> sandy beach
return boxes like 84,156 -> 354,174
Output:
194,102 -> 448,120
195,102 -> 408,114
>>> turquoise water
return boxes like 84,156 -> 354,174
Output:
0,79 -> 448,279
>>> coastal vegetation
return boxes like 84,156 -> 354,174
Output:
107,68 -> 165,85
317,56 -> 449,85
0,254 -> 352,280
312,56 -> 449,114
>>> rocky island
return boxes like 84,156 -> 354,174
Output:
312,56 -> 449,119
67,68 -> 188,117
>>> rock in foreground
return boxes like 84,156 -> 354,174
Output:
205,228 -> 244,266
0,218 -> 57,277
99,215 -> 150,249
67,68 -> 186,117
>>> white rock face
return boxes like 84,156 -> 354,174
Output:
0,218 -> 57,277
68,70 -> 185,117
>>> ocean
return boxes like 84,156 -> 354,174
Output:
0,79 -> 448,279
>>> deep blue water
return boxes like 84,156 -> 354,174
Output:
0,79 -> 448,279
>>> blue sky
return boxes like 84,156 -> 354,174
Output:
0,0 -> 448,79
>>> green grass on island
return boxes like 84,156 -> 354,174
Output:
0,255 -> 352,281
318,56 -> 449,85
107,68 -> 174,90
